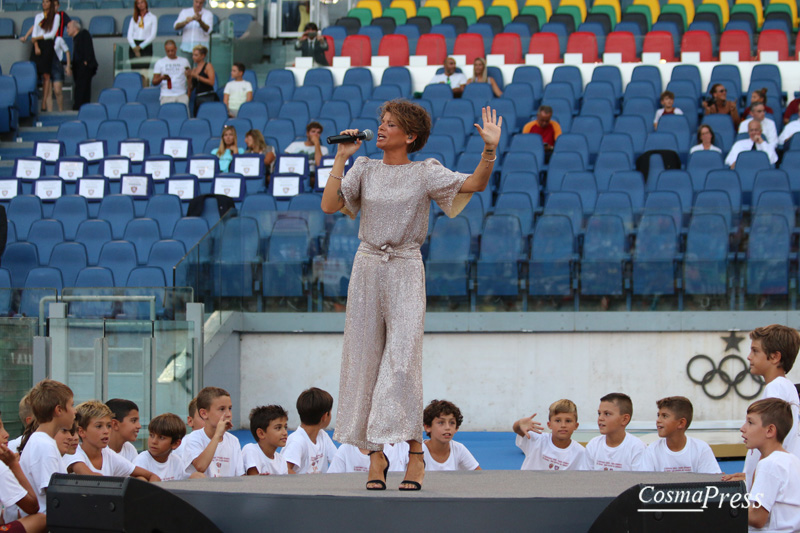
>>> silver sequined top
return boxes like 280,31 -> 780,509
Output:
340,157 -> 473,248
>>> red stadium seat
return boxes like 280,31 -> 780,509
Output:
453,33 -> 485,64
680,30 -> 715,61
758,29 -> 789,61
341,35 -> 372,66
529,32 -> 562,63
642,31 -> 677,61
566,31 -> 599,62
491,32 -> 524,64
323,35 -> 335,66
416,34 -> 448,65
378,34 -> 410,66
719,29 -> 753,61
604,32 -> 638,62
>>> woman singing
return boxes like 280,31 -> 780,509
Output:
321,101 -> 502,491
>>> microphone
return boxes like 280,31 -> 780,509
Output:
326,129 -> 374,145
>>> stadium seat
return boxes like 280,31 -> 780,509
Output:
0,75 -> 18,133
123,218 -> 161,264
529,32 -> 562,63
719,29 -> 753,61
97,194 -> 135,240
746,214 -> 790,299
643,31 -> 677,61
425,216 -> 472,298
632,213 -> 679,297
2,242 -> 39,287
341,35 -> 372,66
491,32 -> 523,63
580,214 -> 628,296
178,118 -> 212,155
135,87 -> 160,118
96,120 -> 128,155
757,29 -> 790,61
562,171 -> 598,214
97,88 -> 127,119
147,240 -> 186,286
9,61 -> 38,118
529,214 -> 576,300
566,32 -> 599,62
157,102 -> 190,137
477,214 -> 525,297
88,15 -> 115,36
687,150 -> 725,191
97,240 -> 138,286
381,67 -> 413,98
415,33 -> 447,65
137,119 -> 170,155
27,219 -> 64,264
378,34 -> 410,66
113,72 -> 142,103
265,69 -> 296,101
608,171 -> 644,212
604,31 -> 638,61
681,30 -> 715,60
683,213 -> 732,302
342,67 -> 374,100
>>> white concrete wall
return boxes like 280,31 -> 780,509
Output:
239,331 -> 762,431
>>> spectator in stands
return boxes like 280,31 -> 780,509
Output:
127,0 -> 157,73
286,120 -> 328,171
18,0 -> 68,41
295,22 -> 329,67
522,105 -> 561,162
784,93 -> 800,125
51,34 -> 69,112
703,83 -> 740,129
778,115 -> 800,149
212,125 -> 244,172
725,119 -> 777,168
244,129 -> 275,178
689,124 -> 722,154
467,57 -> 502,97
653,90 -> 683,130
66,19 -> 96,111
430,57 -> 467,97
174,0 -> 213,59
743,88 -> 773,120
153,40 -> 191,107
223,62 -> 252,118
739,102 -> 778,151
189,44 -> 216,115
23,0 -> 60,113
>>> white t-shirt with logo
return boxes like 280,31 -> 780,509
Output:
583,432 -> 646,471
241,443 -> 289,475
422,440 -> 480,471
19,431 -> 66,513
745,376 -> 800,489
67,445 -> 136,477
181,430 -> 245,478
153,56 -> 190,98
134,450 -> 189,481
327,443 -> 370,474
223,80 -> 253,116
749,451 -> 800,533
282,427 -> 336,474
638,436 -> 722,474
0,461 -> 27,523
516,431 -> 586,471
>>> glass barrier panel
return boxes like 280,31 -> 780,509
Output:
49,318 -> 105,405
0,318 -> 38,438
154,321 -> 195,424
61,287 -> 194,321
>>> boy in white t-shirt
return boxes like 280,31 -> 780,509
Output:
584,392 -> 646,471
7,394 -> 33,454
223,62 -> 253,118
181,386 -> 245,477
243,405 -> 291,476
283,388 -> 336,474
638,396 -> 721,474
1,410 -> 46,532
106,398 -> 141,463
513,399 -> 586,471
19,379 -> 76,515
724,325 -> 800,488
743,398 -> 800,532
56,420 -> 80,471
187,397 -> 205,432
422,399 -> 480,472
135,413 -> 202,481
67,401 -> 159,481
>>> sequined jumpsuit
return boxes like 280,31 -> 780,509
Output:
333,157 -> 472,451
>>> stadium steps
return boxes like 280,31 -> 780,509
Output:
35,111 -> 79,128
0,142 -> 34,161
15,126 -> 58,143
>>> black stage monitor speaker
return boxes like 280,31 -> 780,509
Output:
589,481 -> 748,533
47,474 -> 222,533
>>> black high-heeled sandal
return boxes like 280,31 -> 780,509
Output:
366,451 -> 389,490
399,451 -> 425,491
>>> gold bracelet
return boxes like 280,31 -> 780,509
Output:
481,153 -> 497,162
329,174 -> 343,180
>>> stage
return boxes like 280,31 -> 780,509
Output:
164,470 -> 740,532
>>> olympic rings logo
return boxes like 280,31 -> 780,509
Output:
687,354 -> 765,400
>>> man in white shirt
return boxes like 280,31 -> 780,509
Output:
778,116 -> 800,148
738,102 -> 778,150
429,57 -> 468,97
174,0 -> 213,57
725,119 -> 778,168
152,40 -> 191,106
223,62 -> 252,117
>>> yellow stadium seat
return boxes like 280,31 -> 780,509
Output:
356,0 -> 383,18
702,0 -> 729,26
458,0 -> 485,19
633,0 -> 660,21
771,0 -> 797,25
593,0 -> 621,23
390,0 -> 416,18
426,0 -> 451,18
524,0 -> 552,20
735,0 -> 762,26
668,0 -> 694,24
492,0 -> 519,19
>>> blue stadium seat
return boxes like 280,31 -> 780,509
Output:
27,218 -> 64,264
97,240 -> 138,286
500,172 -> 540,203
580,214 -> 628,297
291,85 -> 323,119
583,81 -> 618,116
278,101 -> 310,139
381,67 -> 413,98
687,150 -> 725,192
495,191 -> 536,235
113,72 -> 142,103
547,151 -> 585,192
425,216 -> 472,298
735,150 -> 773,200
542,84 -> 576,116
341,68 -> 372,101
432,116 -> 466,152
156,13 -> 179,35
78,103 -> 108,137
97,194 -> 135,239
592,65 -> 623,101
57,121 -> 88,156
262,218 -> 310,304
655,170 -> 693,213
48,242 -> 88,287
528,214 -> 575,300
330,85 -> 361,120
543,191 -> 584,237
303,67 -> 334,101
632,213 -> 679,297
263,119 -> 296,154
613,115 -> 648,158
88,15 -> 115,36
593,151 -> 631,191
710,64 -> 742,101
135,87 -> 161,118
623,81 -> 658,107
753,191 -> 795,230
656,115 -> 691,158
441,99 -> 477,132
694,190 -> 736,231
147,239 -> 186,286
143,194 -> 182,238
70,266 -> 115,317
96,120 -> 128,155
115,105 -> 149,145
561,171 -> 597,215
477,214 -> 525,297
746,214 -> 790,299
124,267 -> 167,318
7,194 -> 42,240
172,216 -> 209,252
177,118 -> 211,156
98,88 -> 128,120
9,61 -> 38,118
511,66 -> 544,102
568,116 -> 603,165
236,101 -> 268,132
597,134 -> 635,172
196,101 -> 228,135
553,134 -> 589,169
253,86 -> 283,118
2,242 -> 39,286
137,119 -> 170,155
75,219 -> 112,265
700,114 -> 735,153
502,83 -> 536,130
644,190 -> 683,232
671,64 -> 702,97
20,267 -> 62,317
752,169 -> 790,206
157,102 -> 189,137
0,75 -> 18,133
51,195 -> 88,240
319,101 -> 351,133
229,13 -> 253,38
622,97 -> 656,133
507,133 -> 545,169
358,25 -> 383,55
123,218 -> 161,264
265,69 -> 295,100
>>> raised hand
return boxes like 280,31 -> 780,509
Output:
335,129 -> 361,158
519,413 -> 544,437
474,106 -> 502,149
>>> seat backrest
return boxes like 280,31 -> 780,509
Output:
529,32 -> 562,63
49,242 -> 88,287
685,213 -> 728,260
123,218 -> 161,264
583,214 -> 627,259
634,213 -> 677,259
378,34 -> 410,66
341,35 -> 372,66
97,240 -> 138,286
97,194 -> 135,239
480,214 -> 524,260
428,216 -> 471,261
605,31 -> 638,62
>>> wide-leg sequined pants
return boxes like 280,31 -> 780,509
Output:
333,242 -> 426,451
